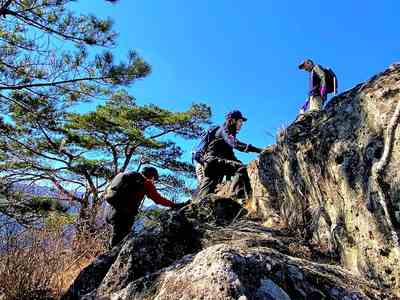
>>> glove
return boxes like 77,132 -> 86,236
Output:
173,201 -> 190,209
261,146 -> 273,155
320,86 -> 327,98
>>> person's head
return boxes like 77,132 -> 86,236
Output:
298,59 -> 314,72
225,110 -> 247,133
141,166 -> 159,183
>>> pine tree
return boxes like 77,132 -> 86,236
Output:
0,1 -> 211,227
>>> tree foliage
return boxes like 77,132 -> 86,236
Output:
0,0 -> 211,225
0,0 -> 150,100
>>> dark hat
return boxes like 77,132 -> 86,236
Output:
226,110 -> 248,121
298,59 -> 314,70
142,166 -> 159,180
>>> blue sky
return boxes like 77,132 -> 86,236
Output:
74,0 -> 399,163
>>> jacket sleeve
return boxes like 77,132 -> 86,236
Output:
314,64 -> 326,88
245,144 -> 262,153
219,126 -> 261,154
219,127 -> 248,152
234,139 -> 249,152
234,139 -> 262,153
144,180 -> 175,208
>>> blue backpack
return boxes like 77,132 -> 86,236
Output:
192,125 -> 219,164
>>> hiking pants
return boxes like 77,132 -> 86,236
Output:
109,218 -> 135,248
106,206 -> 136,248
198,157 -> 251,198
309,95 -> 323,111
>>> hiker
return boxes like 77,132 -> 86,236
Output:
298,59 -> 337,114
104,166 -> 186,248
196,110 -> 262,199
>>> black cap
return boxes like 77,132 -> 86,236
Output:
226,110 -> 248,121
298,59 -> 314,70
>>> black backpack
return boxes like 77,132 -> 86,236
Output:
324,68 -> 338,94
192,125 -> 219,164
103,172 -> 145,212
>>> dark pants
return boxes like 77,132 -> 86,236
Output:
198,157 -> 251,199
105,206 -> 136,248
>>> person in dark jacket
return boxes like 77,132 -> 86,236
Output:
197,110 -> 262,199
106,167 -> 184,248
298,59 -> 328,113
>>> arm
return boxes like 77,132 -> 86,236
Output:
245,144 -> 262,153
220,126 -> 262,153
144,180 -> 175,208
235,139 -> 262,153
219,127 -> 252,152
233,139 -> 248,152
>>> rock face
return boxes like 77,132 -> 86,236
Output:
65,201 -> 389,299
64,64 -> 400,299
248,63 -> 400,294
104,244 -> 385,300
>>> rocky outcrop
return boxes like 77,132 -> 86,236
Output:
64,199 -> 392,299
65,64 -> 400,299
63,196 -> 245,299
102,243 -> 386,300
248,63 -> 400,295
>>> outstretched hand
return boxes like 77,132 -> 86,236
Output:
173,200 -> 190,210
260,145 -> 274,155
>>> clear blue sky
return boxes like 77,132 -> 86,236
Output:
74,0 -> 399,163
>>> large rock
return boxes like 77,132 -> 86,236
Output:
64,196 -> 244,299
65,198 -> 393,299
62,245 -> 122,299
247,63 -> 400,295
107,244 -> 387,300
96,211 -> 200,296
63,210 -> 200,299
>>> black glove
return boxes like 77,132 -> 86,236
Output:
173,201 -> 190,209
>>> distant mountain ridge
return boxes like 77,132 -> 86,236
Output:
11,182 -> 83,200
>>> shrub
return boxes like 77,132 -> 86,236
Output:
0,213 -> 109,300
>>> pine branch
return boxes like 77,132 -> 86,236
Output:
0,76 -> 105,90
0,0 -> 14,16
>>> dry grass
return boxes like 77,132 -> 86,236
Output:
0,214 -> 109,300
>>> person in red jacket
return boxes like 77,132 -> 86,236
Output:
105,166 -> 186,248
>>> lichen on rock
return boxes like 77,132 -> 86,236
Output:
248,63 -> 400,296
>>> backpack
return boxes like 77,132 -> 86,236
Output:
192,125 -> 219,164
324,68 -> 338,94
103,172 -> 145,212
